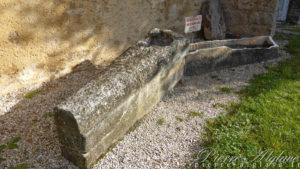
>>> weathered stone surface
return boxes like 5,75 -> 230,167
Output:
221,0 -> 279,38
185,36 -> 279,76
54,29 -> 189,169
201,0 -> 226,40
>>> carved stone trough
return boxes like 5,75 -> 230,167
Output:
54,29 -> 189,169
185,36 -> 279,76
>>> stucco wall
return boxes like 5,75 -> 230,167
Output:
0,0 -> 203,95
221,0 -> 279,38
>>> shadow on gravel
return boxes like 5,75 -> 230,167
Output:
0,60 -> 106,168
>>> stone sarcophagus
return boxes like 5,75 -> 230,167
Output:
54,29 -> 189,169
185,36 -> 279,76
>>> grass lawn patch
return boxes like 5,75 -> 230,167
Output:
193,35 -> 300,168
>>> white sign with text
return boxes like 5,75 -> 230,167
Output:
184,15 -> 202,33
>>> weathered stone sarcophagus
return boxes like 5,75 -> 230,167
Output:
185,36 -> 279,76
54,29 -> 189,169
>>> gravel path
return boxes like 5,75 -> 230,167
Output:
0,40 -> 290,169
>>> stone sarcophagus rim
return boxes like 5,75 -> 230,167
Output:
54,29 -> 189,169
185,36 -> 279,76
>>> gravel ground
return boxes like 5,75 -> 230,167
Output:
0,40 -> 290,169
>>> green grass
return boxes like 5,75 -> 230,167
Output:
0,145 -> 6,152
0,157 -> 5,163
278,24 -> 300,33
189,111 -> 203,118
175,116 -> 185,122
274,32 -> 289,40
43,112 -> 54,118
194,35 -> 300,168
24,89 -> 43,99
284,27 -> 300,33
210,75 -> 221,81
7,137 -> 21,149
23,150 -> 28,157
212,103 -> 230,110
219,86 -> 232,93
156,118 -> 165,125
0,145 -> 6,164
286,35 -> 300,55
210,75 -> 218,79
11,163 -> 29,169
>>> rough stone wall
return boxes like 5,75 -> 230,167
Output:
0,0 -> 203,95
221,0 -> 279,38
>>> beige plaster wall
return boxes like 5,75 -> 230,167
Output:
0,0 -> 203,95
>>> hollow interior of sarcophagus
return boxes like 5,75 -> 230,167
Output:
192,36 -> 275,51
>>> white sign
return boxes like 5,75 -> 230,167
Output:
184,15 -> 202,33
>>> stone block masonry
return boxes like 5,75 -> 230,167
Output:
221,0 -> 279,38
201,0 -> 226,40
54,29 -> 189,169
